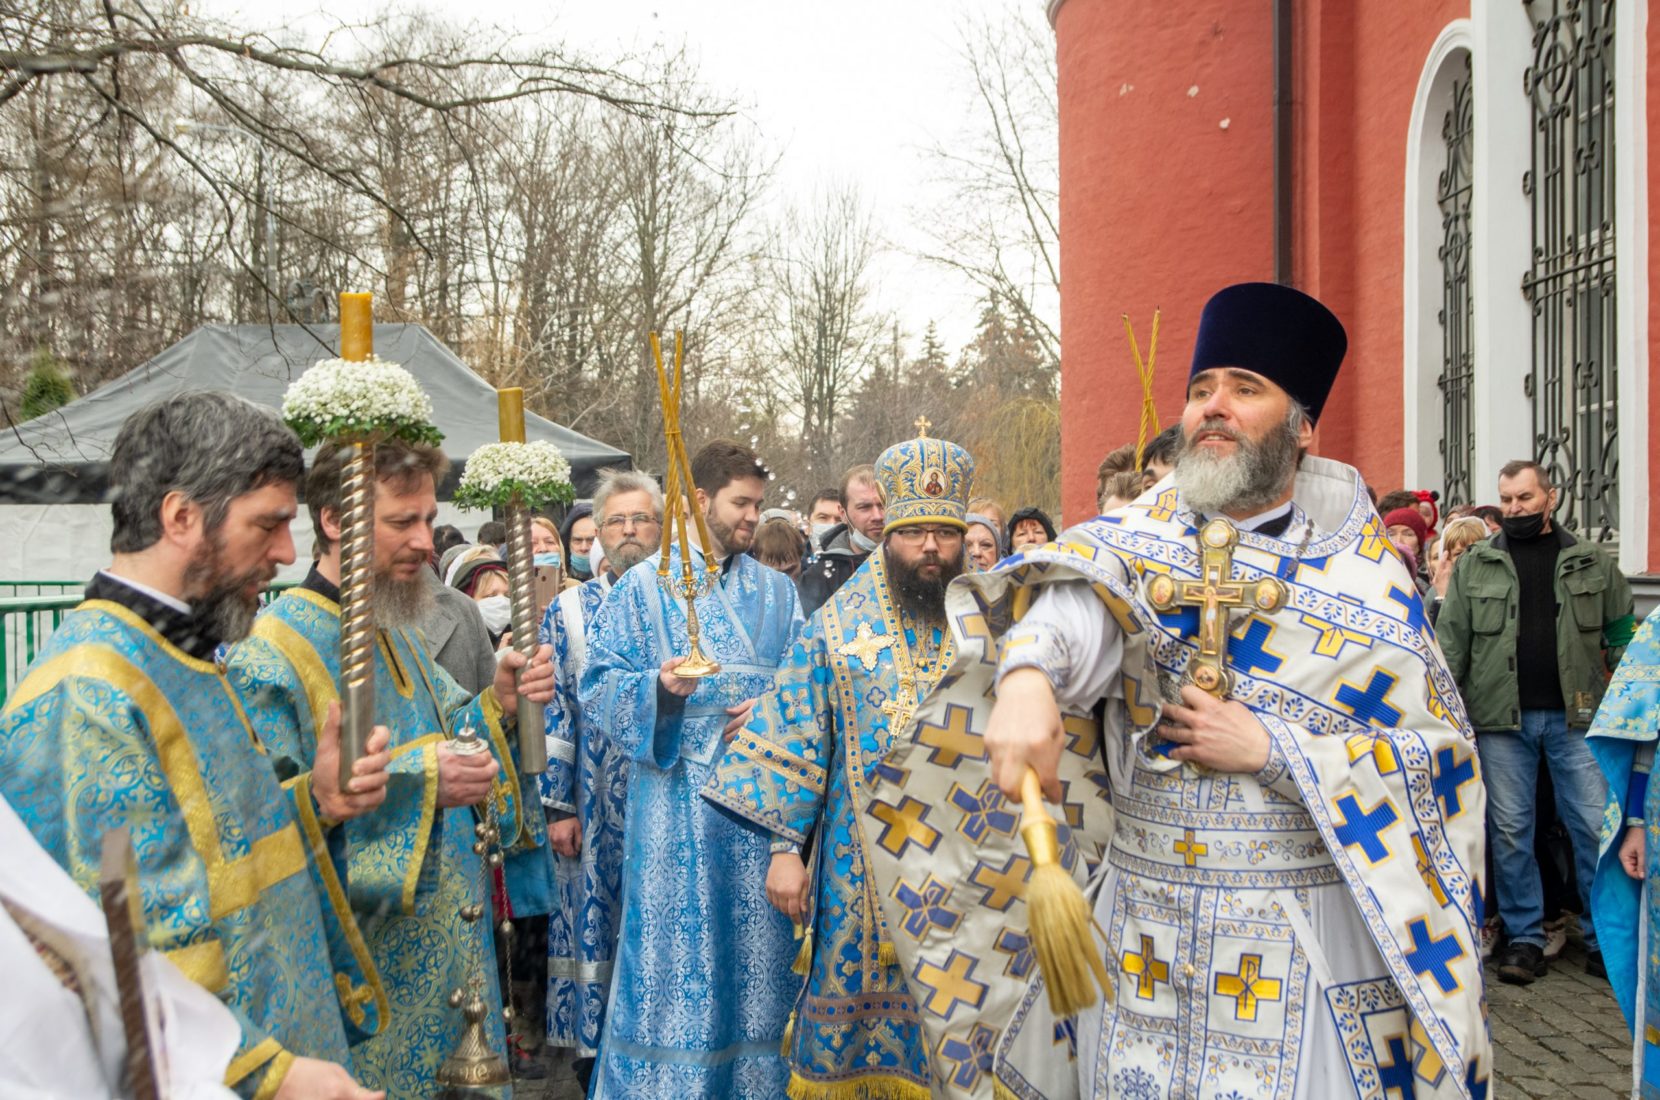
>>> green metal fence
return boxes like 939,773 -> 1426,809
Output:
1,593 -> 83,706
0,582 -> 300,707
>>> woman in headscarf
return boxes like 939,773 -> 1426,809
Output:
964,512 -> 1004,572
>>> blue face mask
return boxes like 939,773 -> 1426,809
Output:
571,553 -> 591,575
534,552 -> 562,569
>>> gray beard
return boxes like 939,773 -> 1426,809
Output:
603,537 -> 655,576
372,572 -> 434,628
190,585 -> 258,645
1172,417 -> 1301,517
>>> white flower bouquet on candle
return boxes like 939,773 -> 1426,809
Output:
282,356 -> 443,447
454,440 -> 575,511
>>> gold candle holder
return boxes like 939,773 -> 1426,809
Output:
436,725 -> 510,1089
495,388 -> 547,773
650,331 -> 722,680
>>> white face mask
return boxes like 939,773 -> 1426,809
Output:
849,528 -> 880,554
810,522 -> 837,547
476,594 -> 512,635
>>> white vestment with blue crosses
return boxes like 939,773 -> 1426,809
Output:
863,456 -> 1492,1100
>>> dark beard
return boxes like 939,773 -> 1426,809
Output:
703,506 -> 753,555
183,531 -> 270,645
1172,414 -> 1301,516
884,545 -> 964,620
372,571 -> 434,628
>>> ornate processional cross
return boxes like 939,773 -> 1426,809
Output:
1143,518 -> 1289,698
914,415 -> 932,436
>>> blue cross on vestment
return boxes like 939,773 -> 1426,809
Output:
1332,793 -> 1397,864
1377,1035 -> 1417,1100
937,1022 -> 998,1090
948,781 -> 1019,843
1155,602 -> 1202,641
995,926 -> 1034,979
1465,1058 -> 1489,1100
893,875 -> 962,939
1387,584 -> 1432,635
1228,617 -> 1284,676
1433,746 -> 1477,818
1405,917 -> 1465,993
1335,668 -> 1405,728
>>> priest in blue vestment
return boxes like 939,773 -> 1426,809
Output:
1,393 -> 395,1100
1588,610 -> 1660,1097
580,439 -> 804,1098
228,436 -> 555,1099
541,469 -> 664,1089
703,431 -> 977,1099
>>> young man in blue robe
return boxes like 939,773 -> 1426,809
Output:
0,393 -> 395,1100
579,439 -> 804,1098
540,469 -> 664,1091
227,437 -> 555,1099
703,431 -> 976,1099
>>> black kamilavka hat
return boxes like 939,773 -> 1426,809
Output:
1189,282 -> 1348,423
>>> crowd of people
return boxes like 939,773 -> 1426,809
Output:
5,279 -> 1660,1100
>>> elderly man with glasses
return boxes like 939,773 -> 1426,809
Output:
538,469 -> 665,1091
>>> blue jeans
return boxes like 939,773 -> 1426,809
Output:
1478,709 -> 1608,949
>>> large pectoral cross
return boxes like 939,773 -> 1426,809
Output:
1144,518 -> 1289,698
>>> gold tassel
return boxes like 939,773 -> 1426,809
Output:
1019,768 -> 1113,1018
780,1010 -> 796,1057
792,925 -> 814,976
877,939 -> 898,969
785,1071 -> 933,1100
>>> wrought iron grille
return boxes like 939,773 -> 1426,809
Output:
1437,54 -> 1475,508
1522,0 -> 1618,542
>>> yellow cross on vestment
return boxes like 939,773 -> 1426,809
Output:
1173,829 -> 1208,867
837,621 -> 893,673
334,972 -> 376,1026
1121,934 -> 1170,1000
1144,518 -> 1289,698
1214,953 -> 1283,1022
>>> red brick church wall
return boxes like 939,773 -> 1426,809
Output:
1051,0 -> 1465,520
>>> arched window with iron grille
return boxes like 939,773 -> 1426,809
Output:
1437,53 -> 1475,509
1522,0 -> 1618,543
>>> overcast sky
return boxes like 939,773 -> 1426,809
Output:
200,0 -> 1049,355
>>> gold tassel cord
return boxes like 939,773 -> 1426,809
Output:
876,939 -> 898,970
792,924 -> 814,976
1123,311 -> 1162,469
1019,767 -> 1113,1018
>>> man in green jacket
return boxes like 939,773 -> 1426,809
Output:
1439,459 -> 1636,986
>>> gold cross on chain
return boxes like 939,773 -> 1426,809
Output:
1144,518 -> 1289,698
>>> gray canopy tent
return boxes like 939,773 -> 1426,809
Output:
0,323 -> 630,503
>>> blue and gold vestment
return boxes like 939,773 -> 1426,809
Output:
540,572 -> 630,1057
0,593 -> 384,1099
580,548 -> 804,1099
1587,611 -> 1660,1097
863,457 -> 1493,1100
228,582 -> 533,1099
704,550 -> 954,1099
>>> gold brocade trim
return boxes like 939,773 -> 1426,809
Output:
283,772 -> 388,1035
285,585 -> 341,617
405,735 -> 441,915
378,630 -> 415,699
77,600 -> 218,675
785,1071 -> 932,1100
8,646 -> 306,921
252,614 -> 337,742
162,938 -> 229,992
224,1036 -> 282,1087
992,1080 -> 1021,1100
251,1048 -> 295,1100
728,730 -> 829,791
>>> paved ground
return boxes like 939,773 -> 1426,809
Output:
513,929 -> 1635,1099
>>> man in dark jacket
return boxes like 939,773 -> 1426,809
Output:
1439,459 -> 1636,986
798,464 -> 885,616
